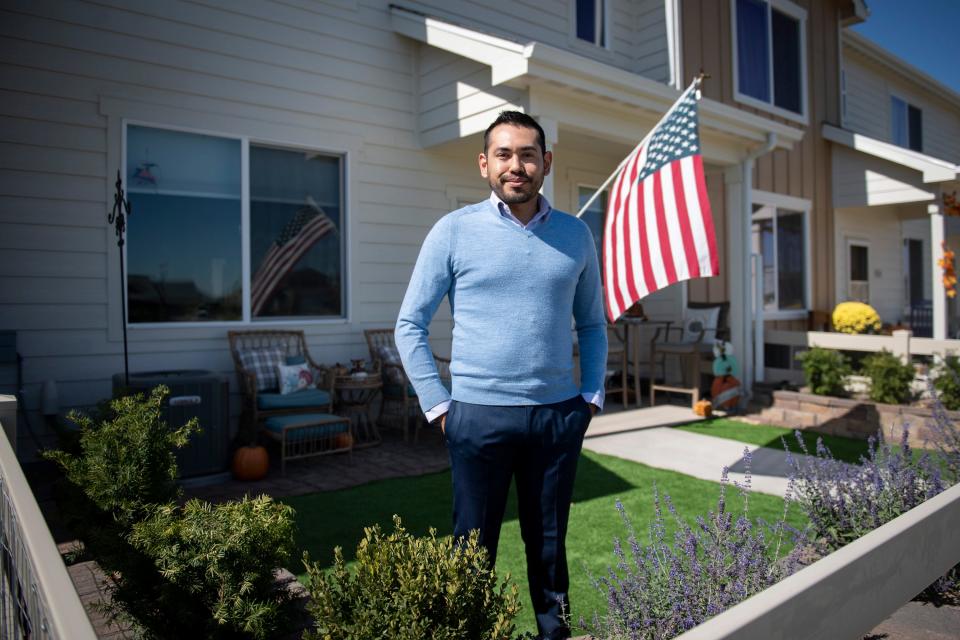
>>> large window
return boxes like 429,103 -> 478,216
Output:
891,96 -> 923,152
575,0 -> 606,47
733,0 -> 806,119
751,203 -> 807,312
126,124 -> 345,324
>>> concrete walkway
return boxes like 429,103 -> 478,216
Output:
584,407 -> 819,498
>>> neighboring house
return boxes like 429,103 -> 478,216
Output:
827,30 -> 960,338
0,0 -> 883,456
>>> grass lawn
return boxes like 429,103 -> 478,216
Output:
283,450 -> 808,636
676,417 -> 875,464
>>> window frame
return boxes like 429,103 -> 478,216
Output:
890,93 -> 923,152
846,238 -> 870,303
750,190 -> 812,320
731,0 -> 809,125
569,0 -> 611,51
122,119 -> 350,328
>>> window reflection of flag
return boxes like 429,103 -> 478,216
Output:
251,200 -> 336,316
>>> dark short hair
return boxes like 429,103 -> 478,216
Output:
482,111 -> 546,155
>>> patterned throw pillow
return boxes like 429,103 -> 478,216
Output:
285,354 -> 325,387
238,347 -> 285,391
376,344 -> 405,384
277,362 -> 314,395
679,306 -> 721,344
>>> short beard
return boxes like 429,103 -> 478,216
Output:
489,175 -> 540,205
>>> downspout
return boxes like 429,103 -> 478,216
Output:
741,133 -> 777,393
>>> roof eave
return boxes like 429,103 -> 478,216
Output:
392,4 -> 802,152
823,123 -> 959,183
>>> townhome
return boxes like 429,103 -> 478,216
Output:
0,0 -> 884,454
829,29 -> 960,339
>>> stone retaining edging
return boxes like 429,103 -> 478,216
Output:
759,390 -> 959,446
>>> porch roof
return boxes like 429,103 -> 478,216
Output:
390,5 -> 803,162
823,123 -> 959,184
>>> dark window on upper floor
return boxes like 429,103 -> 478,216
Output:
891,96 -> 923,152
575,0 -> 606,47
734,0 -> 806,119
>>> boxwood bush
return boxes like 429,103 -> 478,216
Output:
862,350 -> 914,405
303,515 -> 521,640
933,355 -> 960,411
797,347 -> 850,397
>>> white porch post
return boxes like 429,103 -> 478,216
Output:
931,187 -> 947,339
724,163 -> 753,390
537,116 -> 558,203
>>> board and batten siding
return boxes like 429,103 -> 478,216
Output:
0,0 -> 498,450
680,0 -> 841,316
843,42 -> 960,165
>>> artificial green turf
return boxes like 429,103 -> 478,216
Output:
676,417 -> 874,464
283,450 -> 807,636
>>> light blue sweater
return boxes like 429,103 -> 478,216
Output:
395,198 -> 608,412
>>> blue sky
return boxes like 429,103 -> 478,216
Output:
852,0 -> 960,94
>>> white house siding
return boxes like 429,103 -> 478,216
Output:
0,0 -> 496,453
633,0 -> 670,82
832,146 -> 935,208
416,46 -> 527,148
843,43 -> 960,165
407,0 -> 671,84
833,205 -> 909,324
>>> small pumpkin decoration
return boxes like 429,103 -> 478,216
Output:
232,444 -> 269,481
333,431 -> 354,449
693,399 -> 713,417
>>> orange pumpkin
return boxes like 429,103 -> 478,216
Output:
711,375 -> 741,410
232,445 -> 269,481
333,431 -> 354,449
693,399 -> 713,417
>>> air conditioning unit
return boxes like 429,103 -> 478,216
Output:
849,281 -> 869,303
112,370 -> 230,478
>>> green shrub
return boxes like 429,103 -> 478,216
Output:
303,515 -> 521,640
131,496 -> 296,638
933,355 -> 960,411
46,386 -> 196,527
45,387 -> 298,639
797,347 -> 850,397
863,350 -> 915,405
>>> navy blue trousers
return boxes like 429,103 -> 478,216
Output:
444,395 -> 592,640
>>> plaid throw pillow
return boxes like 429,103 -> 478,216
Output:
238,347 -> 285,391
376,344 -> 405,385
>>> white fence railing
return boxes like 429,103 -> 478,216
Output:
0,396 -> 96,639
676,481 -> 960,640
767,329 -> 960,362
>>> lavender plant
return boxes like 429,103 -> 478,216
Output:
928,375 -> 960,484
581,451 -> 804,640
785,428 -> 945,551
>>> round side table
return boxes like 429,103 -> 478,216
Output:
333,375 -> 383,449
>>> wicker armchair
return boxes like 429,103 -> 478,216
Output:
227,330 -> 335,432
363,328 -> 451,442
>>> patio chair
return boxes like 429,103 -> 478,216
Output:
649,302 -> 729,407
227,329 -> 335,439
573,324 -> 629,409
363,328 -> 451,443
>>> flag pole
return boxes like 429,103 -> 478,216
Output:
575,72 -> 707,219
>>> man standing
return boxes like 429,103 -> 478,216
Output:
395,111 -> 607,639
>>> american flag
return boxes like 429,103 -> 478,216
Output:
250,198 -> 336,315
602,79 -> 719,322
